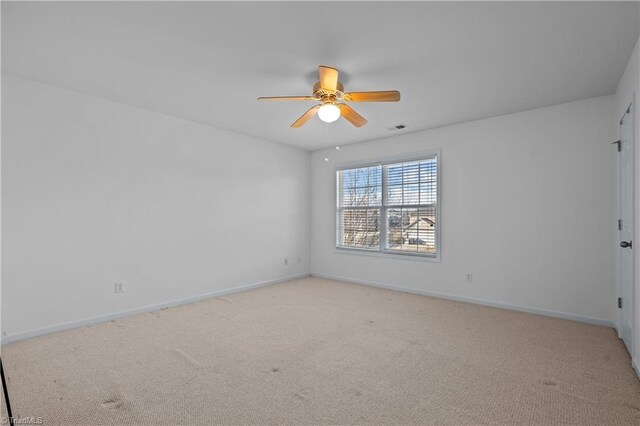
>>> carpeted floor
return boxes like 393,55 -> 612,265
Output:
2,277 -> 639,425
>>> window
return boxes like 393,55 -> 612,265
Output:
336,153 -> 439,258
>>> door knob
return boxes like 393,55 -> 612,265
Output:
620,241 -> 632,248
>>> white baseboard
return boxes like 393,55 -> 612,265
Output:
1,272 -> 310,345
310,272 -> 615,328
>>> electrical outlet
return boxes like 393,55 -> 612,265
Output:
284,258 -> 288,266
465,273 -> 473,283
114,282 -> 125,294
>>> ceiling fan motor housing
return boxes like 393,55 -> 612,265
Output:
313,81 -> 344,103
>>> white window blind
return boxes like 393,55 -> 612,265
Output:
337,165 -> 382,249
336,154 -> 439,257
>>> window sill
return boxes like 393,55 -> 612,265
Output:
334,247 -> 440,262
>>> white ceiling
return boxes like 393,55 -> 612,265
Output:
2,2 -> 638,151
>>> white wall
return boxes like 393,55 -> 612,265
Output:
615,37 -> 640,374
1,74 -> 310,340
311,95 -> 616,326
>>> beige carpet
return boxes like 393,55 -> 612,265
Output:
2,277 -> 639,425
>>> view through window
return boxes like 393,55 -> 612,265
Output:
336,154 -> 438,257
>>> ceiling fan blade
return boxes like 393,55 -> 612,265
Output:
319,66 -> 339,91
291,105 -> 321,128
343,91 -> 401,102
338,104 -> 367,127
258,96 -> 316,101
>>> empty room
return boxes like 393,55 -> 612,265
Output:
1,1 -> 640,425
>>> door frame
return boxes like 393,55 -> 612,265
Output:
615,98 -> 636,366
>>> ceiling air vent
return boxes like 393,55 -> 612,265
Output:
387,124 -> 407,131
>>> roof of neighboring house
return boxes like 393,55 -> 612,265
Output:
404,217 -> 435,231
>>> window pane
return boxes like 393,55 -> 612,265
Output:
339,208 -> 380,249
386,206 -> 436,254
420,159 -> 437,204
339,165 -> 382,207
385,158 -> 437,206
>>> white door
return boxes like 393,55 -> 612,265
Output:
618,103 -> 635,355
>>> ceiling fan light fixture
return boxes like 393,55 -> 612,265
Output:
317,103 -> 341,123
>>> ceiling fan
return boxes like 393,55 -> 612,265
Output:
258,66 -> 400,128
